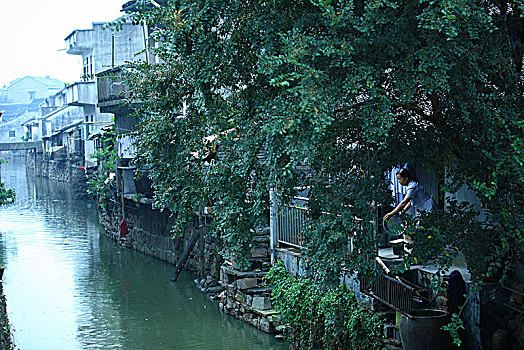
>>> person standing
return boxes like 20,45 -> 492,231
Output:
383,168 -> 438,221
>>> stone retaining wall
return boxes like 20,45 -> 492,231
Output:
218,229 -> 282,335
26,152 -> 89,198
98,197 -> 222,279
0,281 -> 13,349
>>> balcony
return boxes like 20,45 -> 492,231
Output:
64,82 -> 97,106
97,67 -> 137,115
65,30 -> 93,55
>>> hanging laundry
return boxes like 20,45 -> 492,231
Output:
447,270 -> 466,314
120,219 -> 129,237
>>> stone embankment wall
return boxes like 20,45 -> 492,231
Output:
98,197 -> 222,279
218,229 -> 283,336
26,152 -> 89,198
0,280 -> 13,349
99,198 -> 282,335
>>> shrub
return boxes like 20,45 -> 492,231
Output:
265,261 -> 382,349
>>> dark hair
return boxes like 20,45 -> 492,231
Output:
396,168 -> 416,182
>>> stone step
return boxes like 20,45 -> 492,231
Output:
244,306 -> 279,317
252,235 -> 270,243
255,227 -> 270,236
222,266 -> 267,278
244,286 -> 273,294
248,257 -> 271,262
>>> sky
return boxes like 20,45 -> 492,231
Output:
0,0 -> 126,88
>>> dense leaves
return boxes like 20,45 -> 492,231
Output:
87,126 -> 117,204
0,181 -> 14,206
0,159 -> 15,206
265,260 -> 383,349
119,0 -> 523,282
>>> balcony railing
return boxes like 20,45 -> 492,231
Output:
97,67 -> 133,106
65,30 -> 93,55
360,272 -> 415,315
65,82 -> 97,106
276,202 -> 309,248
270,189 -> 375,255
271,191 -> 309,249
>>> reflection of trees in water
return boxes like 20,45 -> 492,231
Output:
0,237 -> 8,266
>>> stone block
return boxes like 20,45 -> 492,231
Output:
252,296 -> 272,310
226,284 -> 235,297
252,235 -> 270,244
236,278 -> 258,290
259,317 -> 272,333
221,267 -> 236,284
243,313 -> 253,323
207,286 -> 224,294
235,292 -> 245,303
205,275 -> 213,286
250,245 -> 269,258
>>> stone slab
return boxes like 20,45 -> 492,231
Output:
236,278 -> 258,290
252,296 -> 272,310
222,266 -> 267,278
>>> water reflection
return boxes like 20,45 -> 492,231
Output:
0,156 -> 287,350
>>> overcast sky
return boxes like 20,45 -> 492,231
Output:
0,0 -> 125,87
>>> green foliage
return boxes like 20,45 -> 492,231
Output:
442,312 -> 466,347
87,126 -> 116,204
0,159 -> 15,206
118,0 -> 523,293
0,181 -> 15,206
265,261 -> 383,349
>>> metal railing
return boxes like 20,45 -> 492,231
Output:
360,273 -> 415,315
276,201 -> 309,248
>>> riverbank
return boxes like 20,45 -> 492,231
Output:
0,279 -> 13,349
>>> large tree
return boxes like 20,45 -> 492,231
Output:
120,0 -> 523,284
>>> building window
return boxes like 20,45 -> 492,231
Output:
29,91 -> 36,100
85,116 -> 90,137
83,58 -> 88,80
9,130 -> 15,138
82,56 -> 94,80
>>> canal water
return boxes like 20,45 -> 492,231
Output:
0,156 -> 287,350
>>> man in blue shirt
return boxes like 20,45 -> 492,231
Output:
383,168 -> 438,221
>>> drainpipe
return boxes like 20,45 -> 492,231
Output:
269,189 -> 277,264
142,23 -> 149,64
112,34 -> 115,68
120,173 -> 125,220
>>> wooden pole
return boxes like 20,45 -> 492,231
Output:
170,229 -> 200,282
